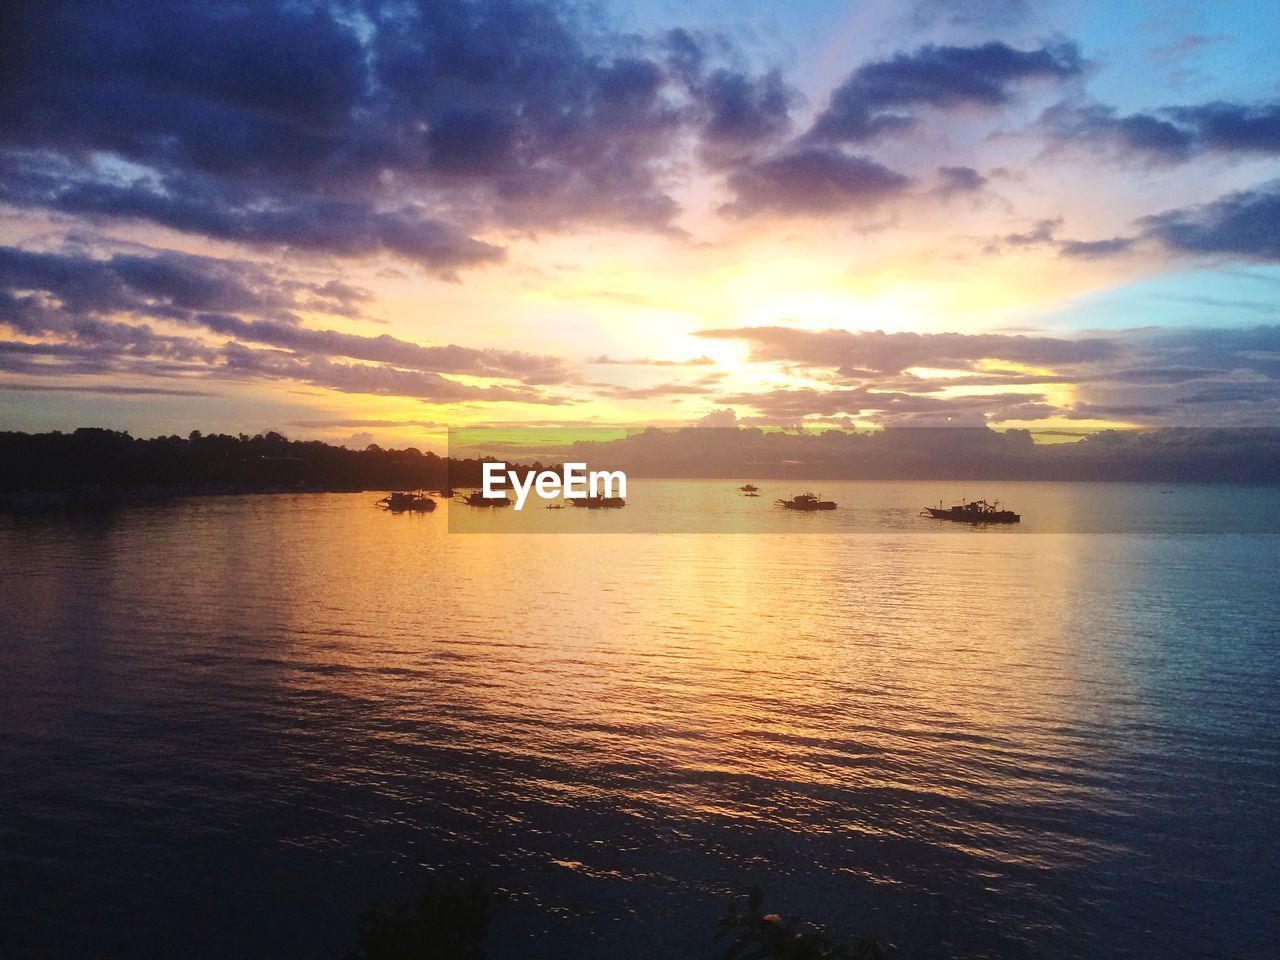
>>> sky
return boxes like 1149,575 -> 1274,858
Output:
1,0 -> 1278,450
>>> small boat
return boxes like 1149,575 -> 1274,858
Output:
738,483 -> 759,493
456,490 -> 512,507
743,491 -> 760,497
567,495 -> 626,509
776,492 -> 836,511
920,499 -> 1020,524
376,491 -> 436,512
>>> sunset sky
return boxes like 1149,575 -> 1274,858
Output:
2,0 -> 1278,450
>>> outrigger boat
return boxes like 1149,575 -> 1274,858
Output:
567,494 -> 626,509
921,499 -> 1020,524
776,492 -> 836,511
456,490 -> 512,507
376,491 -> 436,512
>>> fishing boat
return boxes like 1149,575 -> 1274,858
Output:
737,483 -> 759,492
376,491 -> 436,512
775,492 -> 836,511
567,494 -> 625,509
456,490 -> 512,507
920,499 -> 1020,524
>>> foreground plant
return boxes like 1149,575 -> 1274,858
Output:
717,887 -> 887,960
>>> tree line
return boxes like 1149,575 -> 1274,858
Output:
0,428 -> 556,497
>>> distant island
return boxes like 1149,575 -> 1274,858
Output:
2,425 -> 1279,510
0,429 -> 548,508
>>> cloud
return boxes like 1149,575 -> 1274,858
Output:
0,241 -> 572,404
0,244 -> 568,382
1058,237 -> 1135,259
290,419 -> 446,430
0,156 -> 506,279
807,42 -> 1082,143
713,384 -> 1050,425
691,325 -> 1280,426
694,326 -> 1114,372
1040,103 -> 1195,162
0,382 -> 218,397
589,355 -> 715,367
721,148 -> 913,216
909,0 -> 1033,30
694,68 -> 799,165
933,165 -> 988,199
219,344 -> 565,404
1139,186 -> 1280,261
1041,100 -> 1280,164
593,379 -> 720,400
0,0 -> 784,265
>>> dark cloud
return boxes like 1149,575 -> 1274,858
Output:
934,165 -> 988,198
694,326 -> 1114,372
1040,103 -> 1195,162
999,217 -> 1061,248
1063,402 -> 1171,420
695,69 -> 799,165
1059,237 -> 1135,259
808,42 -> 1082,144
1174,102 -> 1280,153
1139,187 -> 1280,261
0,0 -> 786,266
0,155 -> 505,279
0,245 -> 567,382
0,242 -> 572,404
721,148 -> 912,216
1042,100 -> 1280,163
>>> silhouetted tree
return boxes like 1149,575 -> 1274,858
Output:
344,879 -> 497,960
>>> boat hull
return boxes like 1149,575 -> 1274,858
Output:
924,507 -> 1019,524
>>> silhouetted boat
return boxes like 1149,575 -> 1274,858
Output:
376,491 -> 436,512
456,490 -> 511,507
567,495 -> 625,509
738,483 -> 759,492
921,499 -> 1020,524
776,492 -> 836,511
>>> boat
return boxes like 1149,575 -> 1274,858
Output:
456,490 -> 512,507
775,492 -> 836,511
376,491 -> 436,512
567,495 -> 625,509
737,483 -> 759,492
920,499 -> 1020,524
743,491 -> 760,497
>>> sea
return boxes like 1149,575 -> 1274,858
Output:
2,481 -> 1278,959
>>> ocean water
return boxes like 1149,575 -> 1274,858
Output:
1,484 -> 1278,959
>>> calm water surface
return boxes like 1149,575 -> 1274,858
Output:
2,484 -> 1278,959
